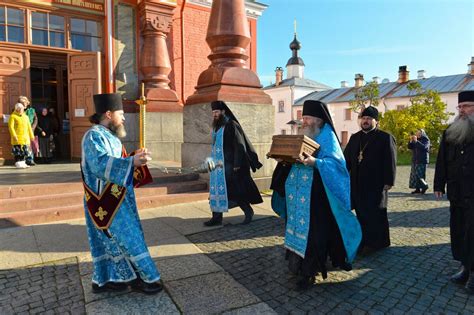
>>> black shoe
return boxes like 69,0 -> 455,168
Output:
421,186 -> 428,194
242,208 -> 254,225
92,282 -> 128,294
130,278 -> 163,295
451,266 -> 469,285
26,161 -> 36,166
296,276 -> 315,291
466,273 -> 474,294
204,218 -> 222,226
411,189 -> 421,194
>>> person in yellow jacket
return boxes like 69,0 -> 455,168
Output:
8,103 -> 34,169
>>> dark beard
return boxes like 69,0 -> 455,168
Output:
212,115 -> 226,130
109,122 -> 127,138
446,114 -> 474,145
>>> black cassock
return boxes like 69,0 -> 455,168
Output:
221,120 -> 263,207
343,128 -> 396,250
271,163 -> 349,279
434,132 -> 474,268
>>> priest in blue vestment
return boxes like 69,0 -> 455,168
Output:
81,93 -> 162,294
205,101 -> 263,226
274,100 -> 362,290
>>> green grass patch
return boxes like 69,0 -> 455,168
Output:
397,151 -> 438,166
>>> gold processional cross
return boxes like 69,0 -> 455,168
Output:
135,83 -> 147,149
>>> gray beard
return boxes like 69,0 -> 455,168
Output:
109,123 -> 127,139
445,114 -> 474,145
299,125 -> 321,139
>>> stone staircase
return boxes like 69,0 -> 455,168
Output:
0,172 -> 208,228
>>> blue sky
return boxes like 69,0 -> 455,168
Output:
256,0 -> 474,88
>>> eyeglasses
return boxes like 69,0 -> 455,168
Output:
456,104 -> 474,110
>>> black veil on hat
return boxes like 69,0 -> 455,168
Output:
210,100 -> 262,172
93,93 -> 123,114
459,90 -> 474,103
360,106 -> 379,120
302,100 -> 339,142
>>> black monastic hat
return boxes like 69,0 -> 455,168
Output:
361,106 -> 379,120
211,100 -> 226,111
459,90 -> 474,103
93,93 -> 123,114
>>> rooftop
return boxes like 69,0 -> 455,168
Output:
294,73 -> 474,105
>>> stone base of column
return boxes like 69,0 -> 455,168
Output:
181,101 -> 275,191
186,84 -> 272,106
124,111 -> 183,162
146,89 -> 183,113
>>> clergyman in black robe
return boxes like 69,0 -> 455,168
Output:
204,101 -> 263,226
271,100 -> 361,291
343,106 -> 396,251
434,90 -> 474,294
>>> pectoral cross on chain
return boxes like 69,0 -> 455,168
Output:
358,151 -> 364,163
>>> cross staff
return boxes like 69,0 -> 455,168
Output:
135,82 -> 147,149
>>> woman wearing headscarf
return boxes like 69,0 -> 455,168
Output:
36,107 -> 54,163
408,129 -> 430,194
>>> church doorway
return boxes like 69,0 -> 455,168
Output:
30,51 -> 70,159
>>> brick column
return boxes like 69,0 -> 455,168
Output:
185,0 -> 271,105
139,0 -> 181,112
182,0 -> 274,189
128,0 -> 183,162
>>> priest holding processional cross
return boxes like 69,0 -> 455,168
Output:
80,85 -> 162,295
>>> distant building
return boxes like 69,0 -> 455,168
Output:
263,33 -> 331,135
295,58 -> 474,146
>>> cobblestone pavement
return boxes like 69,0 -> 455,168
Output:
189,166 -> 474,314
0,258 -> 85,315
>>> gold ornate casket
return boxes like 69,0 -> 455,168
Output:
267,135 -> 320,163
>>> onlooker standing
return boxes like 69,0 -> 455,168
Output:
8,103 -> 34,169
18,96 -> 37,166
408,129 -> 430,194
48,107 -> 61,159
36,107 -> 54,163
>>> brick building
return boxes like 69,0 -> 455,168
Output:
0,0 -> 266,163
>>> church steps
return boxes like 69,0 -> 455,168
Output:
0,169 -> 209,228
0,173 -> 201,200
0,191 -> 209,229
0,181 -> 208,213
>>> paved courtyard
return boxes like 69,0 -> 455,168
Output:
189,166 -> 474,314
1,165 -> 473,314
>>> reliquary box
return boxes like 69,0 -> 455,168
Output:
267,135 -> 320,163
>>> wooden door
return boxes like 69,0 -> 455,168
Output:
0,48 -> 30,162
67,52 -> 101,159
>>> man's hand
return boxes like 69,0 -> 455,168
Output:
133,148 -> 152,167
383,185 -> 392,190
41,131 -> 46,137
434,191 -> 444,200
410,135 -> 417,142
297,152 -> 316,167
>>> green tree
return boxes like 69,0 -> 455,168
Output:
379,82 -> 452,152
349,81 -> 381,114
